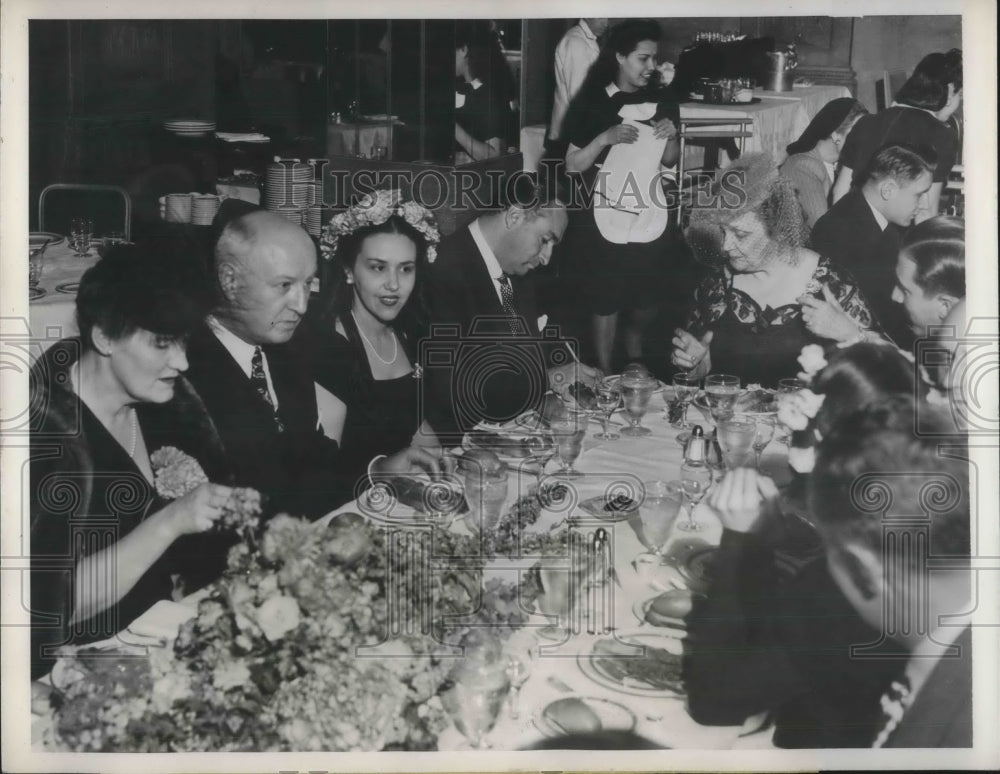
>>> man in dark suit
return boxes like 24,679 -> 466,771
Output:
424,178 -> 599,440
810,143 -> 935,351
184,211 -> 446,530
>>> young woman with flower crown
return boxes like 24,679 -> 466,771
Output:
294,190 -> 442,462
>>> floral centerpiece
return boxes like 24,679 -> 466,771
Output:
42,508 -> 539,752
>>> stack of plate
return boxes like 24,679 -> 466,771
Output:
192,194 -> 223,225
304,205 -> 323,237
272,205 -> 304,225
264,160 -> 313,212
163,119 -> 216,137
164,193 -> 193,223
306,181 -> 324,206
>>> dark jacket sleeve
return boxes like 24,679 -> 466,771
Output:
683,529 -> 810,725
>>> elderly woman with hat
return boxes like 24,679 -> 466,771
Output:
779,98 -> 868,228
671,154 -> 880,388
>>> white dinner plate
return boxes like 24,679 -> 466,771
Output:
30,231 -> 65,247
577,630 -> 684,698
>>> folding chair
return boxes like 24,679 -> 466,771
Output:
674,116 -> 754,220
38,184 -> 133,241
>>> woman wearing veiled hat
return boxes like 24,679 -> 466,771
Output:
779,98 -> 868,228
671,154 -> 882,388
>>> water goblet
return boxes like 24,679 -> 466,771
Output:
593,380 -> 621,440
704,374 -> 741,425
461,466 -> 509,533
551,418 -> 586,478
620,375 -> 658,437
70,218 -> 93,257
717,416 -> 756,470
776,378 -> 806,445
524,432 -> 556,492
669,374 -> 700,429
441,661 -> 510,749
627,480 -> 684,562
751,416 -> 776,471
678,461 -> 712,532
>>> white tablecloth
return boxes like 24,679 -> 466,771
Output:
327,120 -> 401,159
29,242 -> 98,351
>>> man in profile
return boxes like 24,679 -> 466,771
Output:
424,175 -> 598,440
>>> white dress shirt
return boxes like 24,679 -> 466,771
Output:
468,219 -> 508,306
549,19 -> 600,140
207,316 -> 279,410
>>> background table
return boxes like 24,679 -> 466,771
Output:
29,241 -> 98,351
327,119 -> 403,159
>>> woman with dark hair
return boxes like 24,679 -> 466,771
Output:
294,190 -> 441,460
684,342 -> 923,748
832,49 -> 962,218
454,20 -> 516,163
779,98 -> 868,228
30,244 -> 233,679
562,18 -> 681,373
671,154 -> 879,388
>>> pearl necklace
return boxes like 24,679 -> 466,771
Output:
351,311 -> 398,365
127,407 -> 137,458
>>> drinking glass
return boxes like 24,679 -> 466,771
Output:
462,467 -> 508,533
536,564 -> 586,640
717,416 -> 756,470
524,433 -> 556,492
751,416 -> 776,471
441,662 -> 510,749
678,461 -> 712,532
28,246 -> 46,290
620,376 -> 658,437
551,419 -> 586,478
503,646 -> 536,720
704,374 -> 741,424
70,218 -> 93,257
594,379 -> 621,440
776,378 -> 805,445
628,480 -> 683,560
670,373 -> 700,429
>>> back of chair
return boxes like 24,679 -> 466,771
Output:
876,69 -> 908,111
38,184 -> 132,241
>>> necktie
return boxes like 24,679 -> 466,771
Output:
497,274 -> 519,334
871,676 -> 913,748
251,346 -> 284,433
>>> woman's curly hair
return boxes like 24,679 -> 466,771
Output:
686,153 -> 808,266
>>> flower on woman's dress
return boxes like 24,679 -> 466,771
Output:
212,661 -> 252,692
787,445 -> 816,474
777,389 -> 825,431
796,344 -> 828,381
254,595 -> 301,641
150,446 -> 208,499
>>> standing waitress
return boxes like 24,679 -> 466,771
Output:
564,19 -> 680,374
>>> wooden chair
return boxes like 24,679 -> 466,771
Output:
38,184 -> 133,241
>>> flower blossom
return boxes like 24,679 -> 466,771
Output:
788,445 -> 816,474
255,595 -> 301,641
796,344 -> 828,379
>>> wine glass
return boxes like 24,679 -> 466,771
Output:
593,379 -> 621,440
717,416 -> 756,470
620,375 -> 658,437
628,480 -> 684,561
523,432 -> 556,492
751,416 -> 776,471
704,374 -> 741,425
440,661 -> 510,749
776,378 -> 805,445
503,646 -> 536,719
670,374 -> 700,429
462,466 -> 509,533
678,460 -> 712,532
536,564 -> 584,640
550,419 -> 585,478
70,218 -> 93,257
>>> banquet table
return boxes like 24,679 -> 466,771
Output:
28,240 -> 99,350
37,395 -> 802,752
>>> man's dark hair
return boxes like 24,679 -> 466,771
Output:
895,48 -> 963,111
900,214 -> 965,299
858,143 -> 937,187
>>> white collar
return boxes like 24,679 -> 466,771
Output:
862,190 -> 891,231
578,19 -> 597,41
469,219 -> 505,281
606,82 -> 621,98
469,78 -> 483,90
208,316 -> 280,408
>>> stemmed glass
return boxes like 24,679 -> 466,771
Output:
628,480 -> 684,561
776,378 -> 805,445
678,460 -> 712,532
440,661 -> 510,749
550,418 -> 586,478
669,374 -> 700,429
593,379 -> 621,440
70,218 -> 93,257
704,374 -> 741,424
620,375 -> 658,437
751,416 -> 776,471
503,645 -> 536,720
524,432 -> 556,492
717,416 -> 756,470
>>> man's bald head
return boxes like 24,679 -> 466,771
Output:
213,210 -> 317,345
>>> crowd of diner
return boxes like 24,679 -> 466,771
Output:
25,16 -> 977,753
